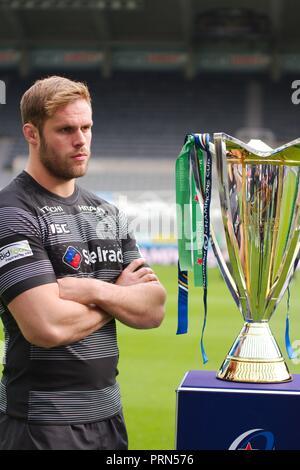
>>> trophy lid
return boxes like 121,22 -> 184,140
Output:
213,133 -> 300,164
247,139 -> 273,152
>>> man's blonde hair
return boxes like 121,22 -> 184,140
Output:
20,76 -> 91,132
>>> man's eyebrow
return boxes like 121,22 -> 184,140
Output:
55,122 -> 93,129
57,124 -> 75,128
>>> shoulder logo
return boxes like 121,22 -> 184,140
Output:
0,240 -> 33,268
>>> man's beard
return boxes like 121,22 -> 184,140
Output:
39,134 -> 89,181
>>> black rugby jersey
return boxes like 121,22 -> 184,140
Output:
0,171 -> 142,424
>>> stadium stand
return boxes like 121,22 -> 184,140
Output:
0,70 -> 248,192
2,70 -> 300,194
0,70 -> 247,172
2,71 -> 299,167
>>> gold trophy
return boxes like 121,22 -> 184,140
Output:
211,134 -> 300,383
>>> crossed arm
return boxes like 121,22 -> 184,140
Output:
8,284 -> 111,348
57,258 -> 166,330
8,259 -> 166,348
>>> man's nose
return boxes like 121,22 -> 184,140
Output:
73,129 -> 86,147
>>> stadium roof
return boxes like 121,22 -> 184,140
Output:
0,0 -> 299,49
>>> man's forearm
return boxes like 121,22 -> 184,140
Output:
52,297 -> 112,346
88,280 -> 166,329
57,265 -> 166,329
9,283 -> 112,348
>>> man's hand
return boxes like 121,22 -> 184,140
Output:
57,258 -> 157,303
57,259 -> 165,330
115,258 -> 158,286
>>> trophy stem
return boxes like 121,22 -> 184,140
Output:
217,322 -> 292,383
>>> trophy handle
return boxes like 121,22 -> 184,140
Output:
192,139 -> 241,310
210,224 -> 241,309
265,225 -> 300,317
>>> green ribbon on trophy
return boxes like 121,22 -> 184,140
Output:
176,133 -> 212,364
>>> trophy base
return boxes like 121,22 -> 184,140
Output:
217,322 -> 292,383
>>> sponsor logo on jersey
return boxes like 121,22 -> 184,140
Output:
83,247 -> 123,265
62,246 -> 82,270
39,205 -> 64,214
0,240 -> 33,268
62,246 -> 123,270
50,223 -> 70,235
78,205 -> 106,217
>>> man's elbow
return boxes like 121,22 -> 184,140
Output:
150,304 -> 165,328
145,289 -> 166,328
24,326 -> 65,349
151,284 -> 166,327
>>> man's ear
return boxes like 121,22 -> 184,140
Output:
23,123 -> 40,146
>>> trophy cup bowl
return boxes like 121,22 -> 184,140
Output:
210,133 -> 300,383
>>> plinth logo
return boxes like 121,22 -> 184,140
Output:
229,428 -> 275,450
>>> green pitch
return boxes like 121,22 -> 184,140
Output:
117,265 -> 300,450
1,264 -> 300,449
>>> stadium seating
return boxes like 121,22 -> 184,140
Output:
0,71 -> 246,166
1,71 -> 299,177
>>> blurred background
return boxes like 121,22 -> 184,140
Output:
0,0 -> 300,253
1,0 -> 300,450
1,0 -> 300,259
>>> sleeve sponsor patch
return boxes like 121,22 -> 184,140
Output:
0,240 -> 33,268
